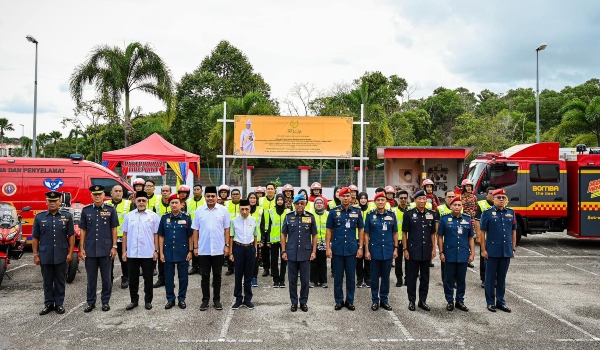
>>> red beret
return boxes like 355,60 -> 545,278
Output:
373,192 -> 386,201
338,187 -> 350,196
449,197 -> 462,205
492,189 -> 506,196
168,194 -> 182,202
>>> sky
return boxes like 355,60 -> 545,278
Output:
1,0 -> 598,140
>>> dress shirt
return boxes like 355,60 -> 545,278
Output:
230,216 -> 258,244
122,209 -> 160,258
192,204 -> 230,256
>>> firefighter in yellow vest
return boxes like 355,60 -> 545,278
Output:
282,184 -> 295,211
270,194 -> 289,288
475,186 -> 495,288
108,184 -> 131,289
225,188 -> 242,275
218,185 -> 230,205
187,183 -> 205,275
369,187 -> 392,211
309,197 -> 329,288
259,183 -> 278,277
144,180 -> 160,213
394,190 -> 410,287
255,186 -> 266,198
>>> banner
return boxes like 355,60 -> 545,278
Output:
233,116 -> 353,157
122,160 -> 165,176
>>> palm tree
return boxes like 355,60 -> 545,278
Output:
21,137 -> 32,157
36,133 -> 50,157
67,127 -> 84,153
557,97 -> 600,146
69,42 -> 174,146
49,130 -> 63,158
0,118 -> 15,154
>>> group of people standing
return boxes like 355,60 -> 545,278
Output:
32,178 -> 517,316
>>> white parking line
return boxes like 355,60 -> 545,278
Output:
566,264 -> 600,277
179,339 -> 263,343
6,263 -> 31,273
219,297 -> 236,340
518,247 -> 546,257
386,309 -> 413,340
370,338 -> 454,342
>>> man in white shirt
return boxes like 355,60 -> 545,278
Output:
192,186 -> 231,311
121,191 -> 160,311
228,199 -> 258,310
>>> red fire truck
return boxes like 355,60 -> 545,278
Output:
463,142 -> 600,243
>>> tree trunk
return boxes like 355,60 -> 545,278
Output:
124,91 -> 131,147
242,158 -> 247,198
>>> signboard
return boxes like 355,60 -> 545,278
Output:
233,115 -> 353,158
122,160 -> 165,176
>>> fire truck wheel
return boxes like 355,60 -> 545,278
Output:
0,258 -> 6,287
66,253 -> 79,283
516,225 -> 523,245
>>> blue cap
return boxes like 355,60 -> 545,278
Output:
413,190 -> 426,199
292,194 -> 306,204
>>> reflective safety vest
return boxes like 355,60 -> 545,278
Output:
250,208 -> 264,241
155,199 -> 172,216
368,201 -> 391,211
111,199 -> 130,236
187,196 -> 206,220
478,199 -> 492,212
395,206 -> 408,240
225,200 -> 241,219
147,194 -> 160,213
438,204 -> 451,216
356,209 -> 369,240
306,201 -> 314,214
313,211 -> 329,242
259,196 -> 277,227
408,202 -> 433,210
269,209 -> 289,243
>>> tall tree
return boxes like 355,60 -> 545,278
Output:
36,133 -> 50,157
0,117 -> 14,146
48,131 -> 63,158
556,97 -> 600,146
69,42 -> 174,146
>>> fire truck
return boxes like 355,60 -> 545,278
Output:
463,142 -> 600,243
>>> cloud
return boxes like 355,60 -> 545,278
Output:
0,94 -> 58,114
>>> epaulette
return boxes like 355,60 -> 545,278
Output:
163,212 -> 170,216
183,212 -> 190,216
35,210 -> 48,216
104,202 -> 114,207
83,203 -> 93,208
483,206 -> 493,211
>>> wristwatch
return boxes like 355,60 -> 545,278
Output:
225,244 -> 230,247
112,245 -> 117,249
440,251 -> 444,255
281,251 -> 287,257
154,250 -> 159,253
402,248 -> 407,251
189,250 -> 193,253
394,246 -> 399,249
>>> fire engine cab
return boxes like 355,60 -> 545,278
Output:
464,142 -> 600,243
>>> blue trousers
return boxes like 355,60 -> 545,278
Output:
41,262 -> 66,306
164,260 -> 189,302
233,244 -> 256,303
443,262 -> 468,302
288,260 -> 310,305
85,256 -> 112,305
332,254 -> 357,304
370,259 -> 392,304
485,257 -> 511,306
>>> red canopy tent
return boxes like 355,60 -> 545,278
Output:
102,133 -> 200,180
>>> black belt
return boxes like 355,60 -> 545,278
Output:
234,241 -> 254,247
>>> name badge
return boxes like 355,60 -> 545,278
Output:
460,220 -> 468,225
177,220 -> 186,224
458,226 -> 463,234
384,216 -> 392,220
505,214 -> 513,218
349,214 -> 358,218
382,223 -> 388,231
425,214 -> 433,220
448,218 -> 452,221
345,220 -> 351,228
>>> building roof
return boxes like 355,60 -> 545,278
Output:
377,146 -> 474,159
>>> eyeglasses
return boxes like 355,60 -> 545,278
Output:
145,184 -> 154,187
494,196 -> 507,200
136,199 -> 147,203
232,193 -> 240,196
398,197 -> 408,200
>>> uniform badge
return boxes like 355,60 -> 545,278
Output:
384,216 -> 392,220
492,212 -> 497,216
373,215 -> 377,220
425,214 -> 433,220
166,219 -> 171,223
336,212 -> 341,217
177,220 -> 186,224
413,213 -> 417,218
460,220 -> 468,225
448,217 -> 452,221
302,217 -> 311,223
506,214 -> 513,218
349,213 -> 358,218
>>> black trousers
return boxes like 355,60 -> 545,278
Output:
85,256 -> 112,305
310,250 -> 328,284
189,255 -> 199,270
127,258 -> 154,304
155,259 -> 165,279
480,249 -> 486,282
394,256 -> 404,282
111,241 -> 128,281
270,242 -> 287,284
199,255 -> 224,303
253,255 -> 260,278
356,255 -> 370,284
41,262 -> 67,306
288,260 -> 310,305
406,259 -> 430,303
233,245 -> 255,303
261,244 -> 271,271
226,255 -> 234,272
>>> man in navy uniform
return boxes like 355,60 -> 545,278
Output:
438,196 -> 475,312
79,185 -> 119,312
32,191 -> 75,315
282,195 -> 317,312
402,189 -> 437,312
480,188 -> 516,313
158,193 -> 193,310
326,187 -> 364,311
364,192 -> 398,311
474,186 -> 495,288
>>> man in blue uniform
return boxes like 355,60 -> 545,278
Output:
364,192 -> 398,311
480,188 -> 516,313
79,185 -> 119,312
32,191 -> 75,315
438,196 -> 475,312
326,187 -> 364,311
158,193 -> 193,310
474,186 -> 495,288
402,189 -> 437,312
282,195 -> 317,312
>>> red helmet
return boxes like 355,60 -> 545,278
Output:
218,184 -> 230,192
282,184 -> 294,192
384,185 -> 395,193
178,185 -> 191,193
349,185 -> 358,192
310,182 -> 322,190
461,179 -> 473,186
422,179 -> 434,187
133,178 -> 145,186
255,186 -> 265,193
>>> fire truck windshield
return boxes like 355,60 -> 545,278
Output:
466,162 -> 487,185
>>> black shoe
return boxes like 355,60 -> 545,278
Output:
144,303 -> 152,310
321,283 -> 328,288
356,282 -> 362,288
188,267 -> 199,275
153,278 -> 165,288
244,301 -> 255,310
455,301 -> 469,312
396,281 -> 403,287
262,269 -> 270,277
309,282 -> 315,288
496,304 -> 511,313
55,305 -> 65,314
178,301 -> 186,309
225,269 -> 234,276
165,301 -> 175,309
380,302 -> 393,311
291,304 -> 298,312
418,302 -> 431,311
126,302 -> 138,310
279,282 -> 286,288
272,282 -> 279,288
371,303 -> 379,311
214,301 -> 223,310
408,301 -> 416,311
446,302 -> 454,311
231,301 -> 242,310
39,304 -> 54,315
430,261 -> 435,267
300,304 -> 308,312
334,303 -> 343,311
153,268 -> 157,276
84,304 -> 95,313
102,304 -> 110,312
199,301 -> 209,311
121,277 -> 129,289
468,262 -> 475,268
487,305 -> 497,312
481,281 -> 485,288
345,302 -> 355,311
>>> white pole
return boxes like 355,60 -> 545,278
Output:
222,101 -> 227,185
358,103 -> 364,191
335,159 -> 338,186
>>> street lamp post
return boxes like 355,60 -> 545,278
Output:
535,43 -> 547,143
26,35 -> 38,158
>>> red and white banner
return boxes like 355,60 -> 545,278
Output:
122,160 -> 165,176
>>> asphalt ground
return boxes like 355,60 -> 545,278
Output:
1,232 -> 599,350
